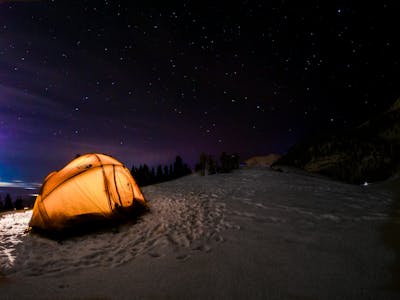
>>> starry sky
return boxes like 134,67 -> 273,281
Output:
0,1 -> 399,182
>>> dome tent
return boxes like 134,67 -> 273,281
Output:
29,153 -> 146,231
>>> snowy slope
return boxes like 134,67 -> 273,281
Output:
0,167 -> 398,299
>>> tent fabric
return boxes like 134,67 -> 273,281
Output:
29,153 -> 146,231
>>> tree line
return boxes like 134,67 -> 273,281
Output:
130,152 -> 241,185
195,152 -> 240,176
131,155 -> 191,186
0,194 -> 24,212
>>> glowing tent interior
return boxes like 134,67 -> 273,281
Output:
29,153 -> 146,231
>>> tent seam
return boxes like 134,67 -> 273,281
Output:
113,165 -> 123,206
94,153 -> 113,210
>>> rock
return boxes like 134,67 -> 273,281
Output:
245,154 -> 282,167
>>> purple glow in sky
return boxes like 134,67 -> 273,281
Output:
0,1 -> 399,181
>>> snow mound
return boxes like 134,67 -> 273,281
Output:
0,211 -> 32,272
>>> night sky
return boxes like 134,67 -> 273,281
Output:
1,1 -> 399,182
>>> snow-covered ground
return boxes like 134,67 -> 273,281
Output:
0,167 -> 399,299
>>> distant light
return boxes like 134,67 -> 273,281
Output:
363,182 -> 368,186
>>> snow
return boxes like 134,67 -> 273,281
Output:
0,167 -> 398,299
0,210 -> 32,271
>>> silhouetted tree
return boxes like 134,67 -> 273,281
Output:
150,167 -> 156,184
14,198 -> 23,210
131,164 -> 137,175
4,194 -> 13,211
198,152 -> 208,176
141,164 -> 150,185
197,152 -> 240,176
164,165 -> 169,179
156,165 -> 164,181
183,163 -> 191,175
0,196 -> 3,211
231,153 -> 240,170
220,152 -> 230,173
207,155 -> 217,175
220,152 -> 240,172
173,156 -> 184,178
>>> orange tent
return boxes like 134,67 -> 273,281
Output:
29,153 -> 146,231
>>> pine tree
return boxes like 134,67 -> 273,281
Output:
207,155 -> 217,175
143,164 -> 150,185
4,194 -> 13,211
183,163 -> 191,176
220,152 -> 230,172
199,152 -> 207,176
164,165 -> 169,179
130,164 -> 137,176
151,167 -> 156,184
14,198 -> 23,210
156,165 -> 164,181
174,156 -> 184,178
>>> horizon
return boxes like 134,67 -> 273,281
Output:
0,149 -> 274,182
